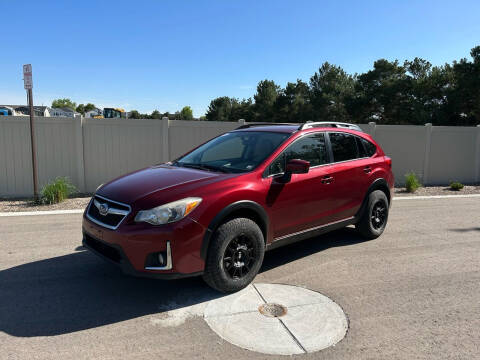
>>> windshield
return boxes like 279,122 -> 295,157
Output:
173,131 -> 290,173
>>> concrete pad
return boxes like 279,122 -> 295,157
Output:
205,311 -> 304,355
203,284 -> 264,317
255,282 -> 332,307
203,283 -> 348,355
281,302 -> 348,352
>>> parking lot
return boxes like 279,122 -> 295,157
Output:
1,197 -> 479,359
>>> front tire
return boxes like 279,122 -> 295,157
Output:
356,190 -> 389,239
203,218 -> 265,293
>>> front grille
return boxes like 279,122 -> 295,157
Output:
84,234 -> 122,263
87,195 -> 131,230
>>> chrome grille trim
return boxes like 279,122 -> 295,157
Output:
86,194 -> 131,230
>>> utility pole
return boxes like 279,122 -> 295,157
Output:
23,64 -> 38,201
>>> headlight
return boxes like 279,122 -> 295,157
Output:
134,197 -> 202,225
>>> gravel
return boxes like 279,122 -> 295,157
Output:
0,196 -> 92,212
1,185 -> 479,212
394,185 -> 480,196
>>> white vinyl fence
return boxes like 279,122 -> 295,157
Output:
0,116 -> 479,197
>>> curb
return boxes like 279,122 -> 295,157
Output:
393,194 -> 480,200
0,209 -> 84,217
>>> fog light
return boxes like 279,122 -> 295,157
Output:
157,252 -> 166,266
144,241 -> 172,270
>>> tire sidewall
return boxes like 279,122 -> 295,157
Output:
366,191 -> 389,236
207,218 -> 265,292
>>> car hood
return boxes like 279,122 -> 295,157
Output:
96,164 -> 228,205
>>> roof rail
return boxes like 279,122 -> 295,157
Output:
236,122 -> 299,130
299,121 -> 363,132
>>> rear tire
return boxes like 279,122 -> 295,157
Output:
203,218 -> 264,293
356,190 -> 389,240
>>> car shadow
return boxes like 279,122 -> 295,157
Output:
0,228 -> 366,338
261,227 -> 366,272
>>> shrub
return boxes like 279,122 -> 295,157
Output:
405,172 -> 421,193
41,177 -> 77,204
449,181 -> 464,191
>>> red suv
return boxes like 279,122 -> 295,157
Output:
83,122 -> 393,292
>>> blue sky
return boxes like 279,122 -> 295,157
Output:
1,0 -> 479,116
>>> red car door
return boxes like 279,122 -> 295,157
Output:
263,132 -> 338,239
324,131 -> 371,221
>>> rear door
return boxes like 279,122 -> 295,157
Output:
325,131 -> 371,221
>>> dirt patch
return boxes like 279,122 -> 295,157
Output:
0,196 -> 91,212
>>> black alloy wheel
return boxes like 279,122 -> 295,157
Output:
223,234 -> 255,279
203,217 -> 265,293
371,200 -> 387,230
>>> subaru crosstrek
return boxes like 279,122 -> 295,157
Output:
82,122 -> 394,292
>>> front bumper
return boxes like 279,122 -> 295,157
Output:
82,213 -> 206,278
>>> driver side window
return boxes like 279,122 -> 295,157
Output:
268,133 -> 328,176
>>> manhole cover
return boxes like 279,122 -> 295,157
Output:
204,283 -> 348,355
259,303 -> 287,317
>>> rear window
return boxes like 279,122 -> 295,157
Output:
328,133 -> 358,162
361,138 -> 377,157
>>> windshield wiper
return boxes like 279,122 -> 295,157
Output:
179,163 -> 230,173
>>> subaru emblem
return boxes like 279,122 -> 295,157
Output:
99,203 -> 109,216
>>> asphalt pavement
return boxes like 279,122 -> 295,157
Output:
1,197 -> 479,359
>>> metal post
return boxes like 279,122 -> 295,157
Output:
28,88 -> 39,201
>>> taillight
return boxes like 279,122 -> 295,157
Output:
385,156 -> 392,169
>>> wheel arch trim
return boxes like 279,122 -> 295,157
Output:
200,200 -> 269,260
356,178 -> 391,220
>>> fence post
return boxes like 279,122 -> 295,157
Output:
162,117 -> 170,163
74,115 -> 86,193
368,122 -> 376,138
475,125 -> 480,184
422,123 -> 432,185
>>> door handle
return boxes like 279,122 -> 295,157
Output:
363,166 -> 372,174
321,176 -> 334,184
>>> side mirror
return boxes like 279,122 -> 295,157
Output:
286,159 -> 310,174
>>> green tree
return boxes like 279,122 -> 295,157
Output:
75,103 -> 96,115
129,110 -> 141,119
309,62 -> 355,122
84,103 -> 96,113
180,106 -> 194,120
52,98 -> 77,110
253,80 -> 280,121
447,46 -> 480,125
274,80 -> 312,123
352,59 -> 410,124
151,110 -> 162,119
75,104 -> 85,114
206,97 -> 234,121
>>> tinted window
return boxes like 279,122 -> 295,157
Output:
269,133 -> 328,175
329,133 -> 358,162
356,136 -> 367,158
361,138 -> 377,157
